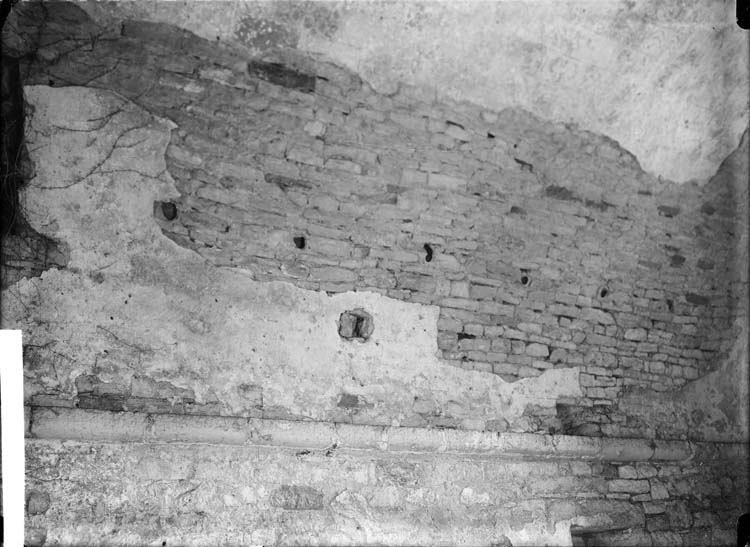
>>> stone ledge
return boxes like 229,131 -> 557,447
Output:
26,406 -> 747,462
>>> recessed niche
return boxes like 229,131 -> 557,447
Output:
423,243 -> 433,262
520,270 -> 531,287
293,236 -> 306,249
154,201 -> 178,221
599,286 -> 609,298
338,309 -> 374,342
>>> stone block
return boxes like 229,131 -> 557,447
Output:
269,485 -> 325,510
26,489 -> 51,515
309,266 -> 358,282
624,327 -> 648,341
649,480 -> 670,500
325,158 -> 362,174
666,500 -> 692,529
609,479 -> 651,494
511,340 -> 526,354
650,531 -> 682,546
681,528 -> 711,547
25,527 -> 47,547
642,501 -> 666,514
390,111 -> 426,132
618,465 -> 638,479
635,463 -> 658,478
646,514 -> 670,532
304,120 -> 326,137
525,343 -> 549,357
286,146 -> 324,166
582,308 -> 616,325
428,172 -> 468,190
450,281 -> 471,298
444,123 -> 471,141
651,440 -> 691,461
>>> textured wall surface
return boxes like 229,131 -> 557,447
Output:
2,2 -> 748,546
78,0 -> 750,184
24,408 -> 749,547
6,3 -> 748,439
9,83 -> 584,431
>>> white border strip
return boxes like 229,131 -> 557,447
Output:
1,330 -> 24,547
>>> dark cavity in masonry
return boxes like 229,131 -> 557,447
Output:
520,270 -> 531,286
424,243 -> 433,262
293,236 -> 306,249
338,309 -> 374,342
161,202 -> 177,221
247,60 -> 316,93
599,287 -> 609,298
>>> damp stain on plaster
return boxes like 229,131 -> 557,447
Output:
235,2 -> 341,53
235,16 -> 298,52
280,1 -> 341,39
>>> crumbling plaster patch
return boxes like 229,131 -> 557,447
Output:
80,0 -> 749,184
4,85 -> 582,429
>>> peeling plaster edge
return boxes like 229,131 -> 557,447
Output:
26,406 -> 747,463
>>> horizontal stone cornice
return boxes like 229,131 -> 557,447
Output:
25,406 -> 747,463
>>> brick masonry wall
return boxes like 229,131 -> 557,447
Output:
8,4 -> 747,438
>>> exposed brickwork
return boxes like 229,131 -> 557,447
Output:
6,3 -> 747,438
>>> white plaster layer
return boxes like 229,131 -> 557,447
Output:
4,85 -> 581,428
81,0 -> 750,183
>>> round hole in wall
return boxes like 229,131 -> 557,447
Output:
599,287 -> 609,298
520,275 -> 530,287
154,201 -> 178,221
293,236 -> 306,249
338,309 -> 374,342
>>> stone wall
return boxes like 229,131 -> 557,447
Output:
2,3 -> 748,546
24,408 -> 750,547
